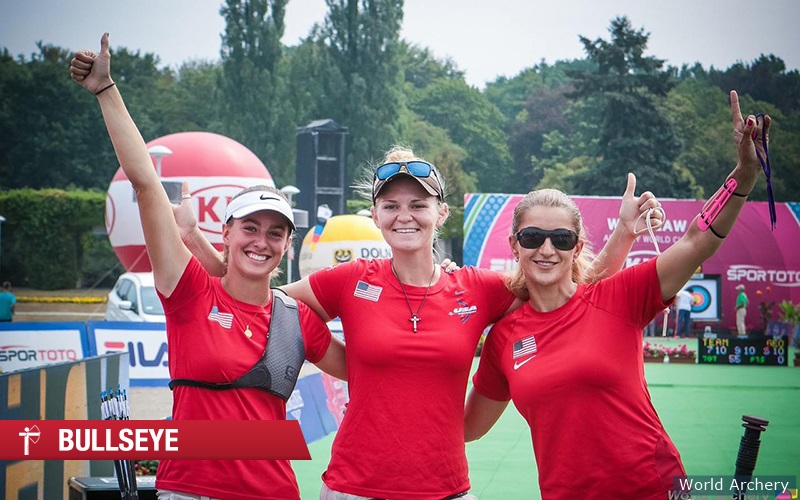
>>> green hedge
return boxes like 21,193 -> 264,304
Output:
0,189 -> 117,289
0,189 -> 465,289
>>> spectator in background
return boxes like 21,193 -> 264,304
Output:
676,288 -> 693,338
0,282 -> 16,322
735,284 -> 749,336
643,313 -> 658,337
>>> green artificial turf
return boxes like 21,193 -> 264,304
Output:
295,339 -> 800,499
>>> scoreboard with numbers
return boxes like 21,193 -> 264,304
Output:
698,336 -> 789,366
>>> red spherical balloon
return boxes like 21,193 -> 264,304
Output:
106,132 -> 274,272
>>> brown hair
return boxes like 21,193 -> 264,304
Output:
222,185 -> 289,278
505,189 -> 596,300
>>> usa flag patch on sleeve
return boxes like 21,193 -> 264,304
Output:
512,335 -> 537,359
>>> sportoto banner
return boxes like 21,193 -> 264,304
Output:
0,322 -> 89,373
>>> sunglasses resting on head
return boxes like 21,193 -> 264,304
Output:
515,227 -> 579,251
372,160 -> 444,202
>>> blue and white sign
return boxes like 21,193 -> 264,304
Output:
87,321 -> 169,387
0,322 -> 88,372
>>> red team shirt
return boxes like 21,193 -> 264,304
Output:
474,258 -> 686,500
310,259 -> 515,500
155,257 -> 332,500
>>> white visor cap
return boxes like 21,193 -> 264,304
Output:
224,190 -> 295,230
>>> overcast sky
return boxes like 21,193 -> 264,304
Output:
1,0 -> 798,88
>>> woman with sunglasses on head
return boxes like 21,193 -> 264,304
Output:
180,145 -> 659,499
465,91 -> 770,499
70,34 -> 345,500
289,144 -> 668,499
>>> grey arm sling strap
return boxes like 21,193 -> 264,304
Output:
168,289 -> 305,401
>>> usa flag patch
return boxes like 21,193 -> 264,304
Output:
208,306 -> 233,329
512,335 -> 537,359
353,281 -> 382,302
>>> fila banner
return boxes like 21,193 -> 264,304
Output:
88,321 -> 169,386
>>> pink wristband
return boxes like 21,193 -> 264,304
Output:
697,178 -> 738,232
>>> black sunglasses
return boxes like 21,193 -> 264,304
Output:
515,227 -> 579,251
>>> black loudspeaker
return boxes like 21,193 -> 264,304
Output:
293,119 -> 348,280
296,119 -> 349,218
68,477 -> 157,500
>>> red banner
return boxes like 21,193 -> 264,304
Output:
0,420 -> 310,460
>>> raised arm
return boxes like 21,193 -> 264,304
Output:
586,173 -> 662,281
657,90 -> 768,300
173,182 -> 227,277
70,34 -> 190,296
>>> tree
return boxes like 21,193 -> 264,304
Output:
317,0 -> 405,179
708,55 -> 800,115
282,32 -> 349,155
567,17 -> 696,197
410,78 -> 513,192
506,84 -> 574,189
399,42 -> 464,90
1,44 -> 117,189
484,59 -> 591,124
161,60 -> 225,135
0,41 -> 188,191
662,79 -> 731,199
219,0 -> 297,185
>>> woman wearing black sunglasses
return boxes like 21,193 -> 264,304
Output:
178,144 -> 659,499
465,91 -> 770,499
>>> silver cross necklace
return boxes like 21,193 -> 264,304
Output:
391,259 -> 436,333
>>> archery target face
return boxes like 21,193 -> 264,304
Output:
684,278 -> 720,320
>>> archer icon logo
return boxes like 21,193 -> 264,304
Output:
19,424 -> 41,456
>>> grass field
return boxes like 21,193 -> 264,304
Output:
295,338 -> 800,499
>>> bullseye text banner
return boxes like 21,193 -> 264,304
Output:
1,420 -> 310,460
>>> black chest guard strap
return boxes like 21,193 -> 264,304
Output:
168,289 -> 305,401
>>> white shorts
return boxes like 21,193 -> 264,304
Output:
157,490 -> 221,500
320,483 -> 478,500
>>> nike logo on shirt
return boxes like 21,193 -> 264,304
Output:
513,356 -> 535,370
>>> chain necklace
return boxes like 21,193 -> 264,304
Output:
391,259 -> 436,334
229,291 -> 270,340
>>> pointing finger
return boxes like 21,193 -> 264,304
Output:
730,90 -> 743,130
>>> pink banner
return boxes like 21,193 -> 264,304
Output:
465,194 -> 800,332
